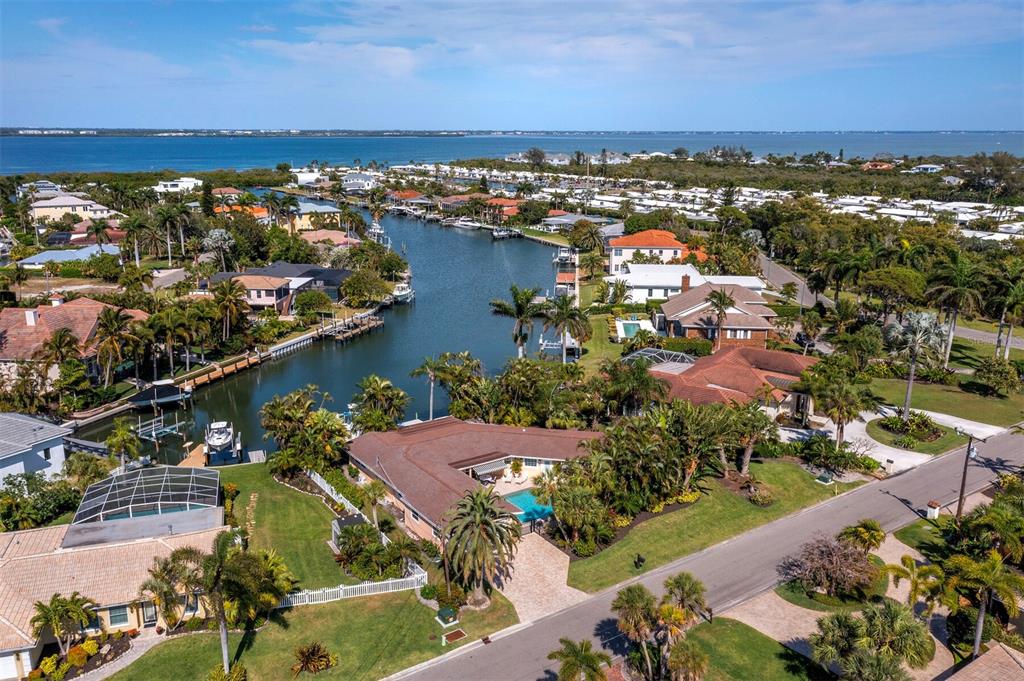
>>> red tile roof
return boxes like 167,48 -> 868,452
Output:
547,209 -> 569,217
389,189 -> 423,200
0,298 -> 149,361
654,347 -> 817,405
661,284 -> 775,329
555,271 -> 576,284
485,197 -> 521,207
212,187 -> 242,196
609,229 -> 684,249
214,205 -> 269,218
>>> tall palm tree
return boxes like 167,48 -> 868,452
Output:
363,479 -> 387,529
662,572 -> 708,623
9,264 -> 28,300
947,550 -> 1024,659
578,251 -> 606,279
87,218 -> 111,253
821,380 -> 876,444
489,285 -> 548,359
735,401 -> 778,476
886,555 -> 945,615
601,358 -> 669,416
262,192 -> 282,227
155,308 -> 186,375
33,327 -> 80,368
927,250 -> 982,368
838,518 -> 885,554
106,416 -> 140,470
410,356 -> 445,421
120,213 -> 148,267
95,306 -> 137,386
444,487 -> 520,607
546,638 -> 611,681
544,294 -> 592,363
704,288 -> 735,352
884,312 -> 946,423
212,279 -> 250,341
666,639 -> 709,681
279,194 -> 299,233
155,204 -> 185,266
611,583 -> 657,681
139,555 -> 189,630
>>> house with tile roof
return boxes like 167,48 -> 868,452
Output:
0,296 -> 148,383
348,417 -> 601,543
0,470 -> 226,680
647,346 -> 817,416
658,283 -> 776,348
606,264 -> 767,303
29,196 -> 117,223
608,229 -> 707,273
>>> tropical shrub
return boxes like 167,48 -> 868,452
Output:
893,435 -> 919,449
661,336 -> 713,356
39,655 -> 58,677
67,645 -> 88,667
749,487 -> 775,506
435,582 -> 468,611
50,661 -> 72,681
975,357 -> 1022,396
291,641 -> 338,676
780,536 -> 877,596
573,537 -> 597,557
81,639 -> 99,656
420,583 -> 438,600
918,366 -> 959,385
186,617 -> 207,632
27,669 -> 42,680
206,663 -> 248,681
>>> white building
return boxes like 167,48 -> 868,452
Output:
0,413 -> 71,480
606,264 -> 767,303
29,196 -> 117,222
342,172 -> 377,193
153,177 -> 203,194
607,229 -> 690,273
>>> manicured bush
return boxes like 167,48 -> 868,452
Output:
185,616 -> 207,632
51,661 -> 72,681
893,435 -> 919,450
67,644 -> 88,667
206,663 -> 248,681
749,487 -> 775,506
661,336 -> 713,356
435,582 -> 468,611
573,537 -> 597,557
917,366 -> 958,385
81,638 -> 99,656
39,655 -> 58,677
420,583 -> 438,600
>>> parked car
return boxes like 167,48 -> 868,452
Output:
794,332 -> 816,350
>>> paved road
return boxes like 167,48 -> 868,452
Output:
394,430 -> 1024,681
954,324 -> 1024,350
757,254 -> 832,309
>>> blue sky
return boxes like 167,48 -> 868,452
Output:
2,0 -> 1022,130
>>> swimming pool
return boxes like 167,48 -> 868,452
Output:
621,322 -> 642,338
504,489 -> 553,522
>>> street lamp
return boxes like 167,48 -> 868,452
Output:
953,428 -> 988,523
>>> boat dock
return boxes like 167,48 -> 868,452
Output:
180,353 -> 266,391
179,441 -> 267,468
322,315 -> 384,341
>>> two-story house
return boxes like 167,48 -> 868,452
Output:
29,196 -> 117,222
152,177 -> 203,194
608,229 -> 706,273
232,275 -> 291,314
658,283 -> 777,349
0,413 -> 71,479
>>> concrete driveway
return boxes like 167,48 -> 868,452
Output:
497,533 -> 588,623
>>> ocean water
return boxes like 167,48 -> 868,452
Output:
1,131 -> 1021,174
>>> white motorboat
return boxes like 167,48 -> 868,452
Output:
553,246 -> 574,263
367,221 -> 386,238
450,217 -> 482,230
204,421 -> 234,452
392,282 -> 415,303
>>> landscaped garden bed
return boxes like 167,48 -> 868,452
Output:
775,555 -> 890,612
865,410 -> 968,455
33,631 -> 134,680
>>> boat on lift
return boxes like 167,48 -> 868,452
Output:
552,246 -> 574,264
203,421 -> 242,465
392,282 -> 415,303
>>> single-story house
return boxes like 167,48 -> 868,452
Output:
437,193 -> 490,213
211,187 -> 242,199
348,417 -> 601,542
153,177 -> 203,194
606,264 -> 766,303
299,230 -> 362,247
0,413 -> 71,480
0,296 -> 149,382
213,205 -> 270,222
0,467 -> 225,681
387,190 -> 424,204
18,244 -> 121,269
30,197 -> 117,223
647,346 -> 817,416
658,283 -> 776,348
539,213 -> 613,233
608,229 -> 707,273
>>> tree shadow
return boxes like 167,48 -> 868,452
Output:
777,644 -> 832,681
594,617 -> 631,657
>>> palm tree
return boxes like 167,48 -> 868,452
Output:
662,572 -> 707,622
120,214 -> 148,267
666,639 -> 709,681
809,612 -> 863,669
155,204 -> 185,266
611,583 -> 657,681
118,265 -> 155,294
735,401 -> 778,476
410,356 -> 445,421
861,599 -> 933,670
884,312 -> 946,423
106,416 -> 140,470
547,638 -> 611,681
33,327 -> 80,368
947,550 -> 1024,659
263,192 -> 282,227
353,374 -> 410,422
155,308 -> 186,375
212,279 -> 250,341
444,487 -> 520,607
800,311 -> 822,355
821,380 -> 876,444
886,555 -> 944,615
139,556 -> 189,630
838,518 -> 885,554
364,479 -> 387,529
578,251 -> 606,279
997,280 -> 1024,360
927,250 -> 982,368
87,218 -> 111,253
490,284 -> 548,359
9,264 -> 28,300
291,641 -> 336,677
601,358 -> 669,415
704,287 -> 735,352
29,592 -> 96,657
544,294 -> 591,363
280,195 -> 299,233
95,306 -> 137,386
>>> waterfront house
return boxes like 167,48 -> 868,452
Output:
0,467 -> 225,680
658,283 -> 776,347
18,244 -> 121,269
437,193 -> 490,214
347,417 -> 600,543
29,196 -> 117,223
285,200 -> 343,232
606,264 -> 767,303
539,212 -> 614,233
484,197 -> 522,224
16,181 -> 65,199
213,204 -> 270,222
213,262 -> 352,312
211,187 -> 242,200
608,229 -> 706,273
152,177 -> 203,194
0,296 -> 148,383
232,275 -> 292,314
341,172 -> 377,193
387,189 -> 424,204
299,230 -> 362,247
645,346 -> 816,416
0,413 -> 71,480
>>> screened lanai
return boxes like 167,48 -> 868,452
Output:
72,467 -> 221,524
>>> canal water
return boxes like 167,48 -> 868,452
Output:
77,214 -> 558,462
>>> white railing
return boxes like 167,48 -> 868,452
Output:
306,469 -> 362,515
277,567 -> 428,608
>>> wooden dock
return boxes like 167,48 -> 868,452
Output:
180,442 -> 206,468
180,354 -> 265,391
323,315 -> 384,342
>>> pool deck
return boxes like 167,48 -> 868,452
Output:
490,476 -> 533,496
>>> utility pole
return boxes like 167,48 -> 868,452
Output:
954,429 -> 986,523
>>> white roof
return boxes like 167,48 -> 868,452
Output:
31,195 -> 95,208
705,275 -> 766,289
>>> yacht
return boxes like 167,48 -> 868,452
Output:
204,421 -> 234,452
553,246 -> 574,264
392,282 -> 415,303
450,217 -> 482,230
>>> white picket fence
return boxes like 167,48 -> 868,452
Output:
274,470 -> 428,609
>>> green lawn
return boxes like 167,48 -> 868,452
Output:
109,590 -> 518,681
947,337 -> 1024,370
775,556 -> 889,613
567,462 -> 860,592
688,618 -> 831,681
893,517 -> 952,563
220,464 -> 341,589
864,419 -> 968,456
520,227 -> 569,245
870,377 -> 1024,427
578,314 -> 623,375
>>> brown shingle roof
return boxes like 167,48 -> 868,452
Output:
0,298 -> 149,362
348,418 -> 600,529
232,275 -> 290,290
0,525 -> 225,652
660,284 -> 775,329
